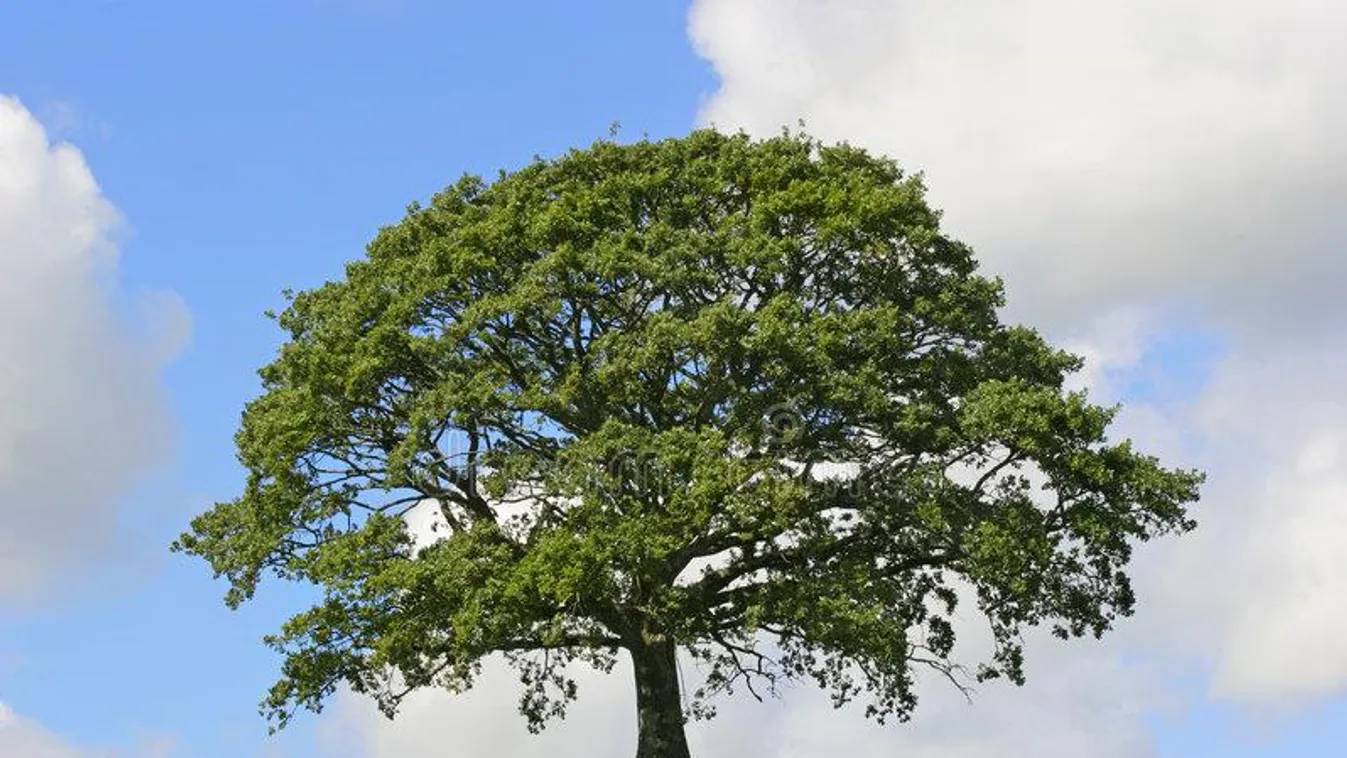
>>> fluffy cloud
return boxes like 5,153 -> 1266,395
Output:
331,1 -> 1347,753
1147,339 -> 1347,704
0,701 -> 175,758
0,703 -> 86,758
689,0 -> 1347,335
324,659 -> 634,758
331,583 -> 1165,757
0,96 -> 188,608
333,644 -> 1159,758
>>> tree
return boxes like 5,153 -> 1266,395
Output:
174,129 -> 1203,758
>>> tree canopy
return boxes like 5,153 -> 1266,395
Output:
174,129 -> 1203,758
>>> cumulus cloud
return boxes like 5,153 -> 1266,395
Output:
0,703 -> 86,758
1145,339 -> 1347,704
330,1 -> 1347,752
690,0 -> 1347,335
0,95 -> 188,608
325,659 -> 634,758
330,582 -> 1167,758
0,701 -> 177,758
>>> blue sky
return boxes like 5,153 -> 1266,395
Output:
3,2 -> 1347,757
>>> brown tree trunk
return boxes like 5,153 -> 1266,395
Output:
631,639 -> 692,758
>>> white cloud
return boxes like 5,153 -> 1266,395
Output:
688,0 -> 1347,335
331,600 -> 1167,758
1141,340 -> 1347,704
326,659 -> 635,758
764,641 -> 1161,758
330,1 -> 1347,752
0,701 -> 177,758
0,701 -> 98,758
0,703 -> 86,758
0,95 -> 188,608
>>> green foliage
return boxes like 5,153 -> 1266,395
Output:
174,129 -> 1202,739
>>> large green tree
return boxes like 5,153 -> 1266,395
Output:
175,130 -> 1202,757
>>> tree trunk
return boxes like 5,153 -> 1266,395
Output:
631,639 -> 691,758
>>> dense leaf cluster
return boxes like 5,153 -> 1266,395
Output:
175,129 -> 1202,734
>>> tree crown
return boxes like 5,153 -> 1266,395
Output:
175,128 -> 1202,733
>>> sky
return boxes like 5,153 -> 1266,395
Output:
1,1 -> 1345,756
